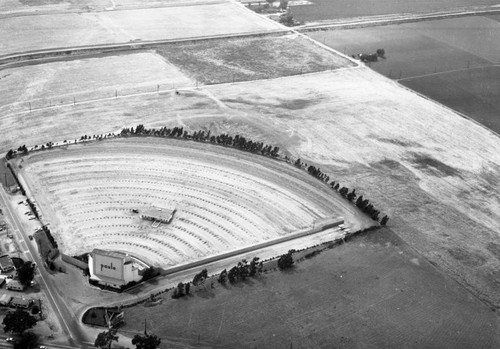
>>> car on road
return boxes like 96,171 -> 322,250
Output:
39,346 -> 47,349
5,337 -> 14,342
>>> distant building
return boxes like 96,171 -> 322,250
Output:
88,249 -> 142,289
0,254 -> 14,273
139,206 -> 176,224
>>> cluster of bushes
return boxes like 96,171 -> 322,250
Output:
219,257 -> 263,284
277,250 -> 295,270
171,281 -> 191,299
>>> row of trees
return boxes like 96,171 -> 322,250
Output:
120,125 -> 280,157
296,160 -> 389,225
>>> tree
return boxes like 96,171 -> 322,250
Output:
17,261 -> 36,287
347,189 -> 357,202
278,250 -> 295,270
376,48 -> 385,58
14,331 -> 38,349
380,215 -> 389,226
218,269 -> 227,284
185,282 -> 191,295
192,269 -> 208,286
94,329 -> 119,349
2,309 -> 38,334
132,333 -> 161,349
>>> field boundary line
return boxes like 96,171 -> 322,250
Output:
397,64 -> 500,81
0,29 -> 291,70
296,7 -> 500,31
393,75 -> 500,139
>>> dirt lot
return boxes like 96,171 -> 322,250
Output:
121,228 -> 500,349
13,137 -> 368,267
156,33 -> 355,84
0,51 -> 193,115
0,1 -> 282,56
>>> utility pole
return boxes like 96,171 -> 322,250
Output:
73,97 -> 75,106
115,90 -> 117,98
29,102 -> 31,113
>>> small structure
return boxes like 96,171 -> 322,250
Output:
5,279 -> 25,292
88,249 -> 142,289
0,254 -> 14,273
0,294 -> 12,306
10,297 -> 33,309
139,206 -> 176,224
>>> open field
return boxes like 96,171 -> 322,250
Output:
307,16 -> 500,133
0,2 -> 282,56
401,66 -> 500,134
13,137 -> 365,267
0,51 -> 193,115
2,67 -> 499,307
156,33 -> 355,84
307,16 -> 500,79
290,0 -> 500,22
121,228 -> 500,349
0,0 -> 224,16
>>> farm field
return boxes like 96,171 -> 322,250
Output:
155,33 -> 355,84
0,1 -> 283,56
0,0 -> 222,15
13,137 -> 364,267
306,16 -> 500,133
401,66 -> 500,134
1,67 -> 499,307
122,228 -> 500,349
290,0 -> 500,22
0,51 -> 193,115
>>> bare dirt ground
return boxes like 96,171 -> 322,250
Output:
14,137 -> 368,267
121,229 -> 500,349
0,51 -> 193,115
0,1 -> 282,56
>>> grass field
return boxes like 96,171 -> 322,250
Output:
0,2 -> 282,56
401,66 -> 500,133
156,33 -> 355,84
0,51 -> 193,115
14,137 -> 364,267
306,16 -> 500,133
121,228 -> 500,349
290,0 -> 500,22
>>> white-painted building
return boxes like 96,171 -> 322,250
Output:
88,249 -> 142,288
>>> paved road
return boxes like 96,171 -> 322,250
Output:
0,186 -> 89,348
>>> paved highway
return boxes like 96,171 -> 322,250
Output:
0,186 -> 89,348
